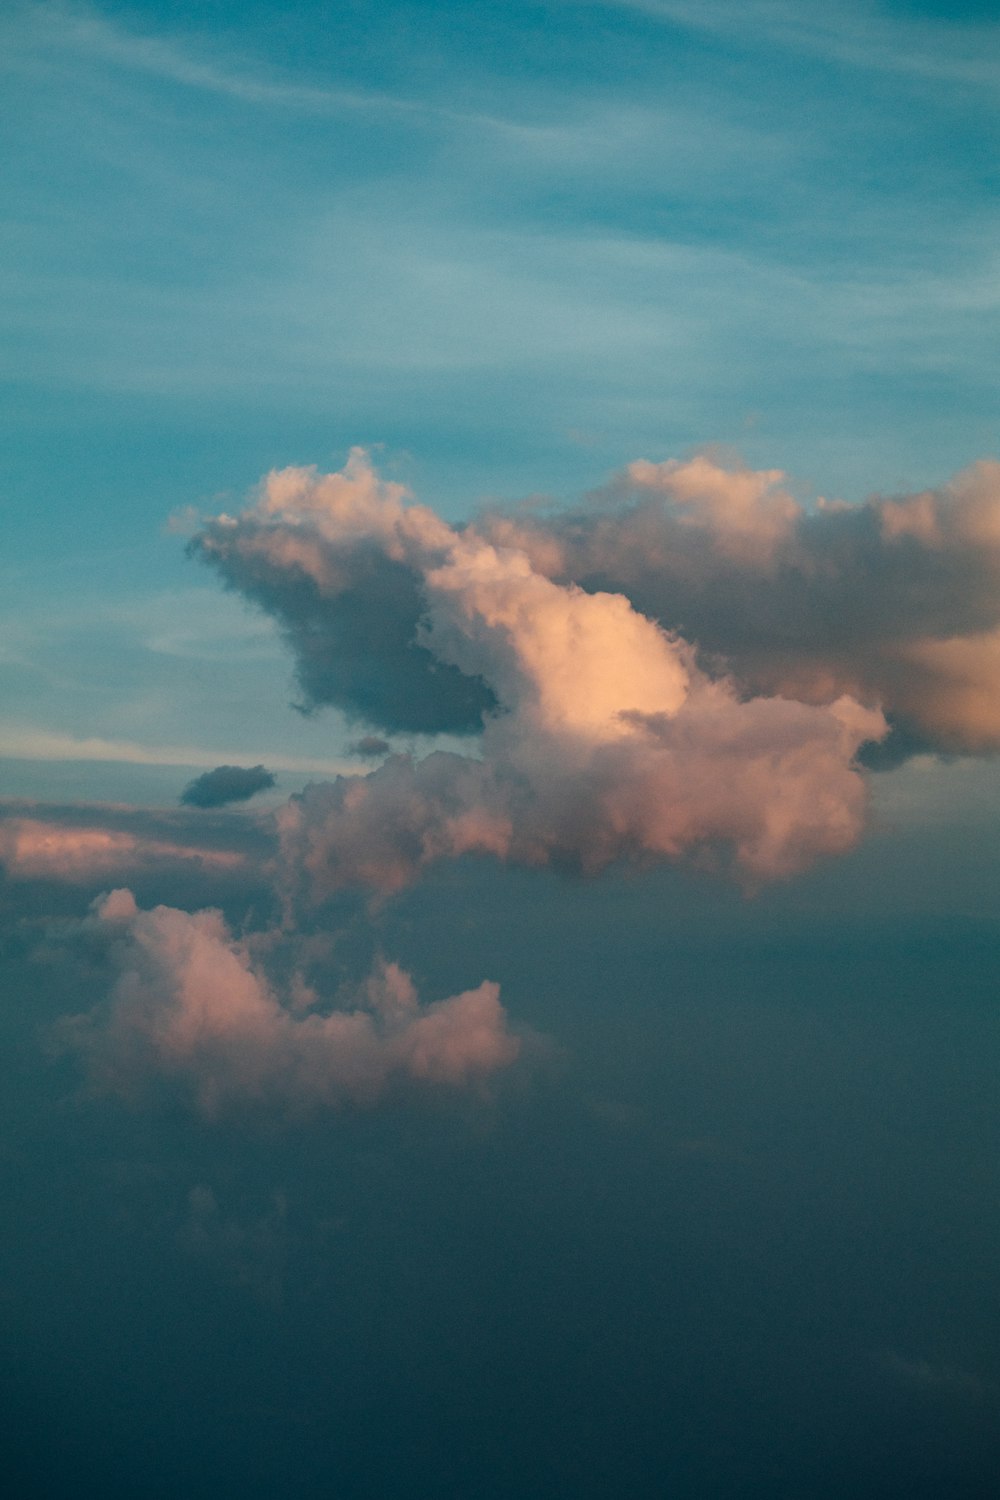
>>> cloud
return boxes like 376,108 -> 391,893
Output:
12,0 -> 540,133
0,814 -> 248,883
0,802 -> 277,899
0,727 -> 347,777
191,451 -> 497,735
603,0 -> 1000,90
191,450 -> 885,898
63,890 -> 520,1117
478,453 -> 1000,757
181,764 -> 276,808
348,735 -> 392,759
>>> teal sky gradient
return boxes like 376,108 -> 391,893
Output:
2,0 -> 998,790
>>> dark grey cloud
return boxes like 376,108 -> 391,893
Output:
348,735 -> 392,759
181,763 -> 276,808
191,525 -> 496,735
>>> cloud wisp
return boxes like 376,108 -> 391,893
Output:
0,811 -> 250,883
603,0 -> 1000,90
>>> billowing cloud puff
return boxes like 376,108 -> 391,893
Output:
192,449 -> 496,734
68,890 -> 519,1117
478,454 -> 1000,755
181,763 -> 276,808
192,452 -> 886,895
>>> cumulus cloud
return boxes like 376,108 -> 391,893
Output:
478,453 -> 1000,756
181,763 -> 276,808
36,444 -> 1000,1123
65,890 -> 519,1117
191,449 -> 496,734
190,452 -> 885,896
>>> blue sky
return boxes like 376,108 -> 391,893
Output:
3,0 -> 999,791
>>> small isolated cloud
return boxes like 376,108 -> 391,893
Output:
181,763 -> 276,808
63,890 -> 520,1118
348,735 -> 392,759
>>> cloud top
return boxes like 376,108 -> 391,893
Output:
479,453 -> 1000,756
192,450 -> 496,734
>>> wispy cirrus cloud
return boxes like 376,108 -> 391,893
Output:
0,801 -> 271,884
0,728 -> 349,777
4,0 -> 561,137
597,0 -> 1000,89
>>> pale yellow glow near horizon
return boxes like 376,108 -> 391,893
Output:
0,727 -> 355,778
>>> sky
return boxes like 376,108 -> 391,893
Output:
2,2 -> 1000,1496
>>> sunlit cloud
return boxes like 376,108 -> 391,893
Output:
196,450 -> 885,895
61,889 -> 520,1117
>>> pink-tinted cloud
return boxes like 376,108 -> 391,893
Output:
202,454 -> 887,897
192,449 -> 495,734
0,815 -> 248,883
67,890 -> 519,1117
478,453 -> 1000,755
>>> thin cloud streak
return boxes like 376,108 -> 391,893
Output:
0,728 -> 353,777
600,0 -> 1000,90
7,0 -> 563,139
0,817 -> 247,882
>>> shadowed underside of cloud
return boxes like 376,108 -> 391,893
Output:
62,889 -> 519,1117
191,452 -> 496,734
181,763 -> 276,808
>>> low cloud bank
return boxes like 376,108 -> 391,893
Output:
0,813 -> 249,882
64,889 -> 519,1117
